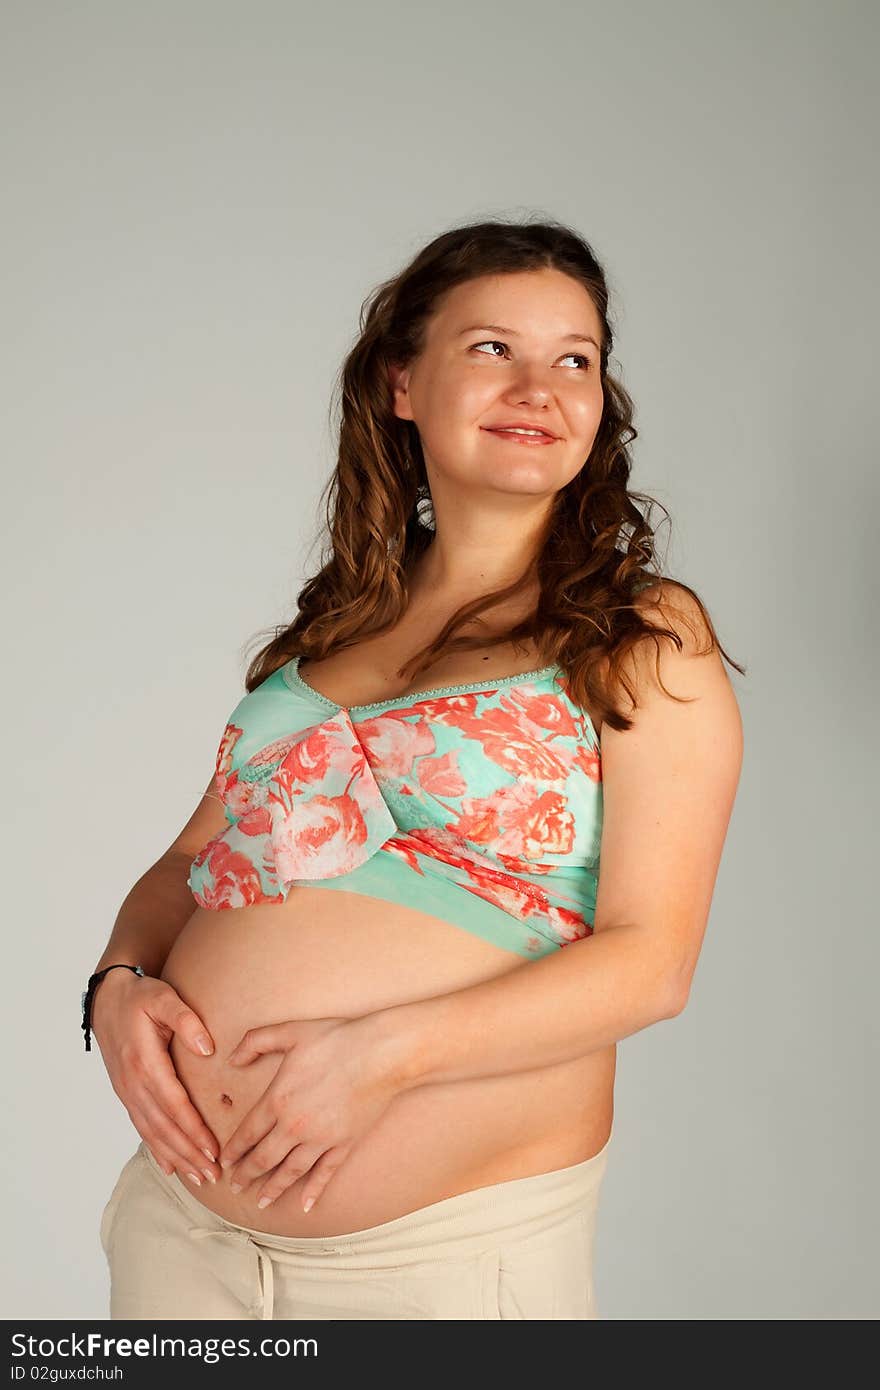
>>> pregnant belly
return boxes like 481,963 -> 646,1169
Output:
160,887 -> 615,1237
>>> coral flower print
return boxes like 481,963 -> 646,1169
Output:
357,713 -> 436,779
189,839 -> 266,909
214,722 -> 242,798
187,658 -> 604,955
271,793 -> 373,880
416,749 -> 469,798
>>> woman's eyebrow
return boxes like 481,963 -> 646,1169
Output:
455,322 -> 600,349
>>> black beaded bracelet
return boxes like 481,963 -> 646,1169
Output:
81,964 -> 145,1052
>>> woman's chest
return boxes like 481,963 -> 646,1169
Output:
296,622 -> 549,709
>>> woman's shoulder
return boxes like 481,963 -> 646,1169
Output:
631,577 -> 716,656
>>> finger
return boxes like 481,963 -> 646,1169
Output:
136,1088 -> 220,1185
148,1150 -> 177,1177
299,1144 -> 351,1214
145,1047 -> 220,1163
126,1102 -> 194,1181
125,1103 -> 176,1175
227,1024 -> 295,1066
226,1124 -> 293,1192
149,989 -> 215,1058
253,1144 -> 325,1210
219,1095 -> 282,1172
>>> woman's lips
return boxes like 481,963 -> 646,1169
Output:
481,428 -> 558,446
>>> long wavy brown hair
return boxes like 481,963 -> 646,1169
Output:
243,214 -> 745,732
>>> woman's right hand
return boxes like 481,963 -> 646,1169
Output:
91,969 -> 221,1185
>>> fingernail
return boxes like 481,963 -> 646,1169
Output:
186,1172 -> 202,1186
202,1168 -> 217,1184
219,1158 -> 232,1170
302,1197 -> 315,1213
196,1037 -> 213,1055
257,1196 -> 273,1209
229,1181 -> 242,1194
202,1148 -> 216,1163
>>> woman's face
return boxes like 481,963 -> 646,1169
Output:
390,268 -> 605,505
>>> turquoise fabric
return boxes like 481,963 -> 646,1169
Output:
187,656 -> 603,958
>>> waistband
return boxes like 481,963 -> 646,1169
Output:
138,1133 -> 612,1320
139,1127 -> 613,1260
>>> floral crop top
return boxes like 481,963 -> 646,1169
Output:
187,656 -> 603,959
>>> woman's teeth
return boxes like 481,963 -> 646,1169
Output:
485,427 -> 556,442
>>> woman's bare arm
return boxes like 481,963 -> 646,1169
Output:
91,850 -> 201,982
92,771 -> 226,970
367,585 -> 744,1089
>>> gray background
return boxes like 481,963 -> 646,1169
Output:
2,0 -> 876,1320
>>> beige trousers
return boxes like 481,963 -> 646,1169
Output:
100,1130 -> 613,1321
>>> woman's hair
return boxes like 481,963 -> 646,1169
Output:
243,214 -> 745,732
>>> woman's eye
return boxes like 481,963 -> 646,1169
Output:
470,341 -> 590,370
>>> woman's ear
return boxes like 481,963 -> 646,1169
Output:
387,360 -> 413,421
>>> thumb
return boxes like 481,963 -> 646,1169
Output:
154,986 -> 215,1057
227,1022 -> 296,1065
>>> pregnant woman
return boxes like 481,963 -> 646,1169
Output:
85,217 -> 744,1320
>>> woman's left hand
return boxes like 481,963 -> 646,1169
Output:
217,1014 -> 404,1213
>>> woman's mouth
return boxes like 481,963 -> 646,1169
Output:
481,427 -> 558,446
